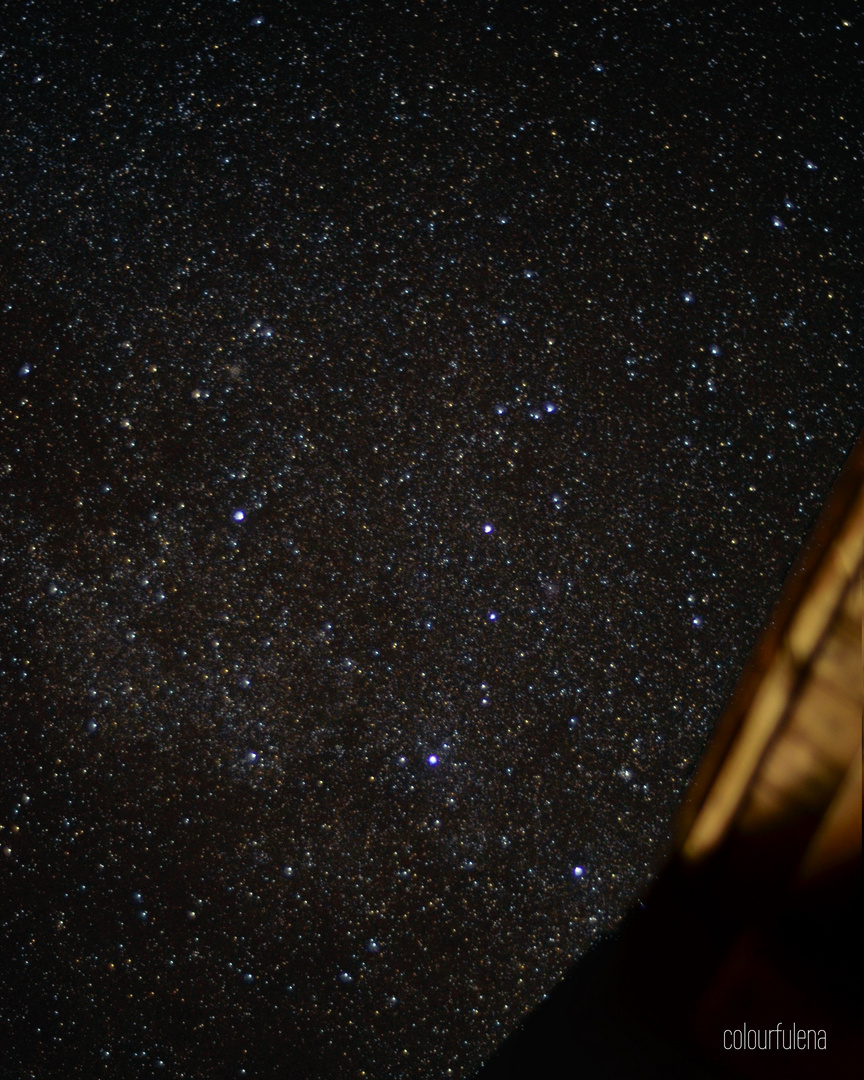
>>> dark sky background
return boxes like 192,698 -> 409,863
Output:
0,2 -> 860,1078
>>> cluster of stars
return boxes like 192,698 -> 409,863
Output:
0,3 -> 859,1079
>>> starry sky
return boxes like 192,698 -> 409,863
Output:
0,2 -> 861,1078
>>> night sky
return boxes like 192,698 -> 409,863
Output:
0,2 -> 860,1078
